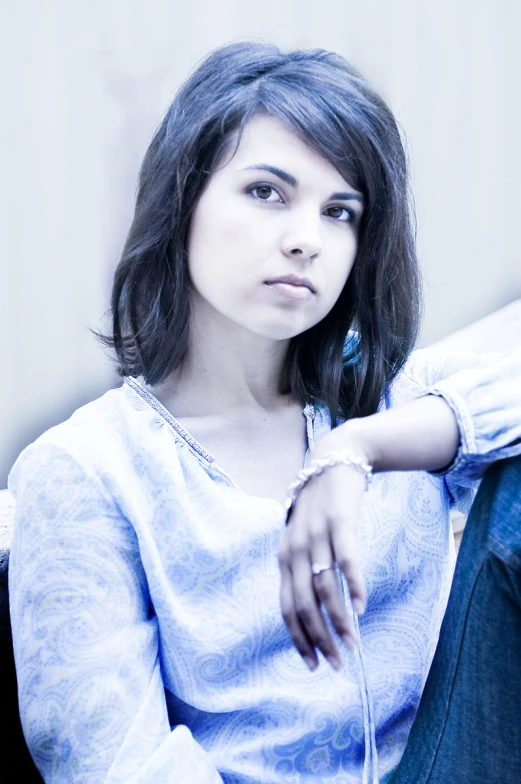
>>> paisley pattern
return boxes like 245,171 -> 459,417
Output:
8,347 -> 521,783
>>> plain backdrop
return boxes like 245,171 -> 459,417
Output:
2,0 -> 521,487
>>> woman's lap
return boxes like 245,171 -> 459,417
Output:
390,455 -> 521,784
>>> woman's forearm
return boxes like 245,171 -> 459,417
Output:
318,395 -> 460,474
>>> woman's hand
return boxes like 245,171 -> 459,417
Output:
278,431 -> 370,672
278,394 -> 461,671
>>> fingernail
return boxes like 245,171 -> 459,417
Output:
352,598 -> 366,615
326,655 -> 342,671
304,656 -> 318,671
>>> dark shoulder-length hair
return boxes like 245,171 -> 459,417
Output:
99,40 -> 421,425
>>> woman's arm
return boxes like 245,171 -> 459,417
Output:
323,393 -> 460,473
279,347 -> 521,671
9,441 -> 222,784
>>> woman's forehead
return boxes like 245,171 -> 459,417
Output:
217,115 -> 361,195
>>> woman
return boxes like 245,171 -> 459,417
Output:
8,41 -> 521,783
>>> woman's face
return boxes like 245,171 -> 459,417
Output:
187,114 -> 364,341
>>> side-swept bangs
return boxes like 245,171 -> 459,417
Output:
98,41 -> 420,424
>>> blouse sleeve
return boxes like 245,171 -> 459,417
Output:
8,441 -> 223,784
405,345 -> 521,510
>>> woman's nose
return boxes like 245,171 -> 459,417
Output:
280,217 -> 322,261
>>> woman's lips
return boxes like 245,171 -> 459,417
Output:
264,281 -> 315,300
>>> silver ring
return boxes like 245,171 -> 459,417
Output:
311,562 -> 336,577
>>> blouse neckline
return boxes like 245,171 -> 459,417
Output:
123,376 -> 317,508
125,376 -> 217,464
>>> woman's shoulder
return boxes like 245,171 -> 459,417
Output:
23,382 -> 139,451
8,380 -> 174,497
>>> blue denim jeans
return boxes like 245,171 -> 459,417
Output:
390,455 -> 521,783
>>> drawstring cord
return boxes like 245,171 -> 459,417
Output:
337,567 -> 379,784
353,611 -> 379,784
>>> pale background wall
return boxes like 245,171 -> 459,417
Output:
1,0 -> 520,487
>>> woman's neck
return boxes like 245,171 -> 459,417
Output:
149,316 -> 293,418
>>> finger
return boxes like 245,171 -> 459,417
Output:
331,519 -> 367,616
310,531 -> 358,650
312,569 -> 359,650
279,561 -> 318,670
291,556 -> 343,670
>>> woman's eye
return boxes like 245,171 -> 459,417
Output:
248,184 -> 283,202
326,205 -> 353,223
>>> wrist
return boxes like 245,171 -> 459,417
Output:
285,445 -> 372,525
314,417 -> 379,470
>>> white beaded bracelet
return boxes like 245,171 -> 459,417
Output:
284,452 -> 373,524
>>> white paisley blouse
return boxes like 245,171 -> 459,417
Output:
7,346 -> 521,784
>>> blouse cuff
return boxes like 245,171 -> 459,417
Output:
425,348 -> 521,481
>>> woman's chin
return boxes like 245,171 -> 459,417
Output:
252,319 -> 319,341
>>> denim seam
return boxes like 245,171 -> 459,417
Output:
423,557 -> 487,784
489,535 -> 521,572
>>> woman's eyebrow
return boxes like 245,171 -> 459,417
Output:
242,164 -> 364,203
